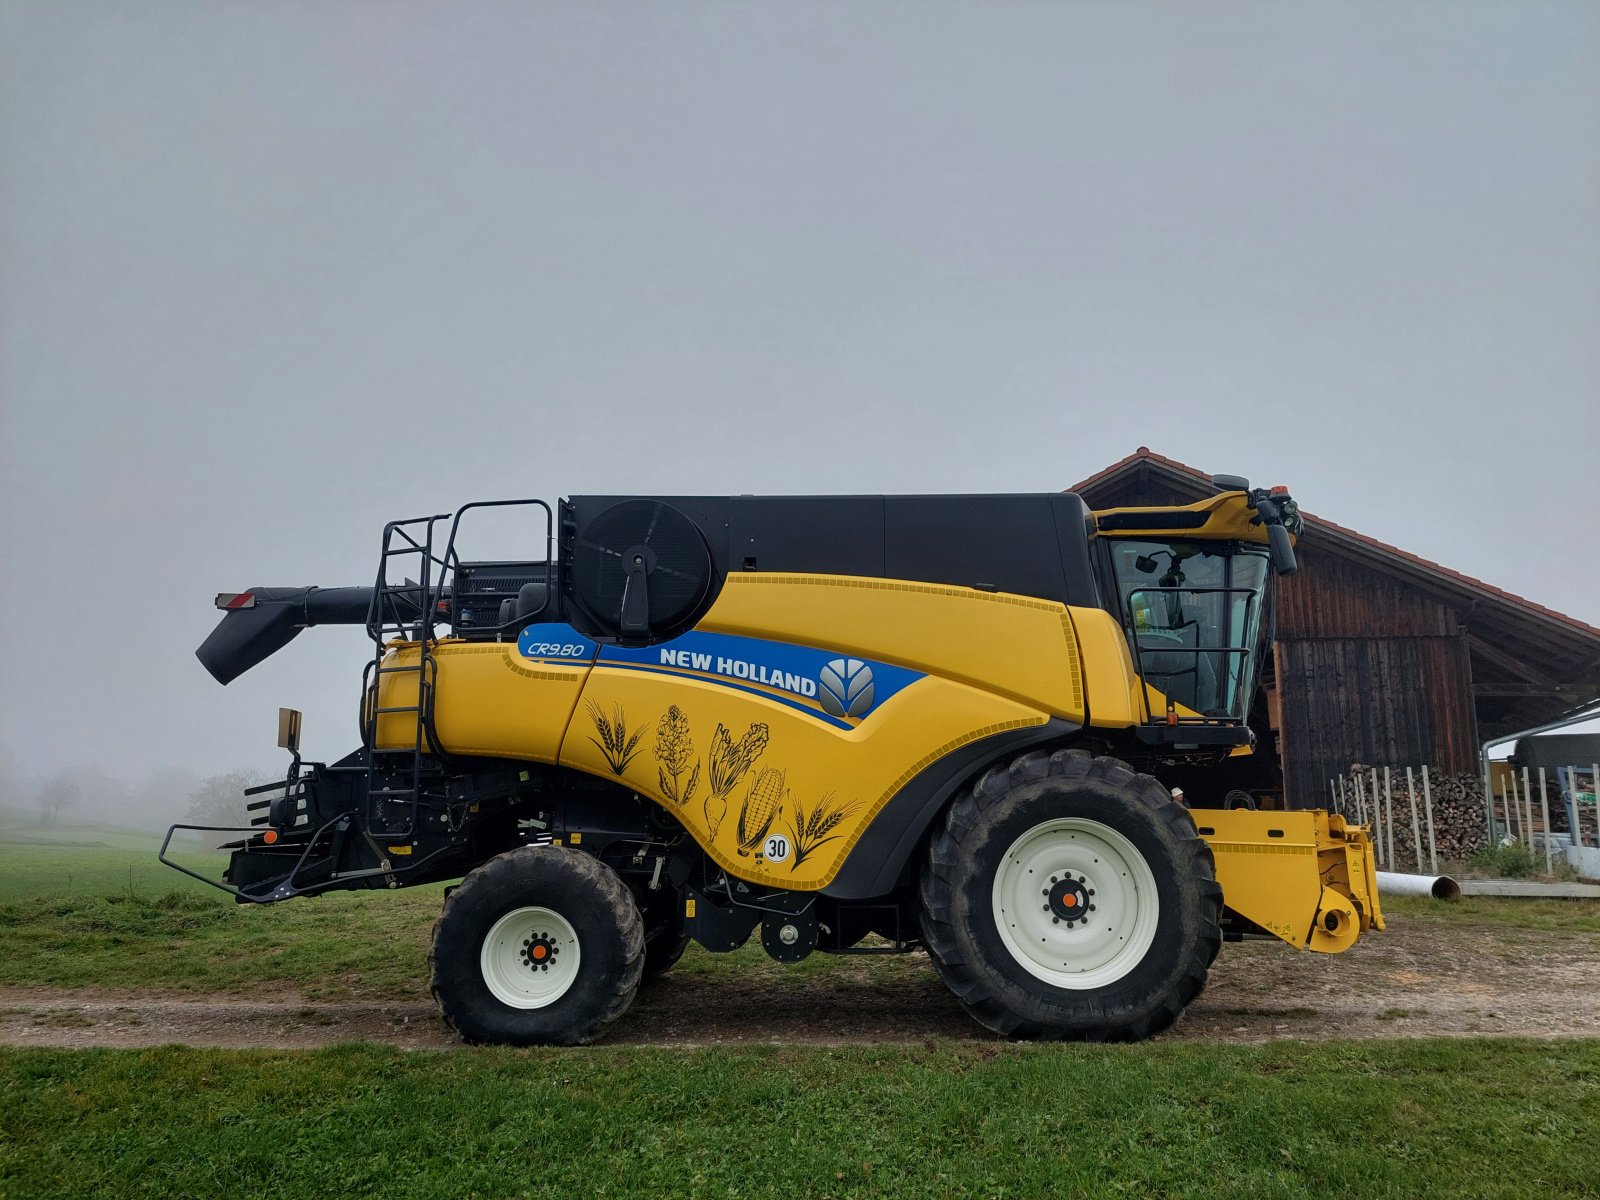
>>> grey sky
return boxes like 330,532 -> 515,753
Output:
2,1 -> 1597,795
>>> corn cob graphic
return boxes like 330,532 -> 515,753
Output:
704,721 -> 769,842
736,767 -> 786,857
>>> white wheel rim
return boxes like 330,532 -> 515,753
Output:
480,906 -> 582,1009
991,817 -> 1160,990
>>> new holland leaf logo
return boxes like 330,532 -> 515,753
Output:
818,658 -> 874,719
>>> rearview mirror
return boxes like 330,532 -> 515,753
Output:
1267,524 -> 1297,576
277,707 -> 302,755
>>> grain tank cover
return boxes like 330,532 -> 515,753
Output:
562,492 -> 1101,641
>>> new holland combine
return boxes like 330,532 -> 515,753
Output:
170,479 -> 1382,1044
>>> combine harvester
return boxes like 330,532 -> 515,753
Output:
170,480 -> 1382,1044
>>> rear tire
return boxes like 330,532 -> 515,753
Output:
430,844 -> 644,1046
919,749 -> 1221,1041
643,928 -> 691,980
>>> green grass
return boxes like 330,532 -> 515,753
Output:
0,823 -> 222,902
3,1040 -> 1598,1199
0,830 -> 1594,1000
0,889 -> 445,999
1381,894 -> 1600,934
0,887 -> 921,1000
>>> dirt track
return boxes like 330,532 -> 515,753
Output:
4,913 -> 1597,1049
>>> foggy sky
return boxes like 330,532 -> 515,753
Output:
2,1 -> 1597,801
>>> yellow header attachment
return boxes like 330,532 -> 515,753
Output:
1195,808 -> 1384,954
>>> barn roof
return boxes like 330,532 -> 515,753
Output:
1070,447 -> 1600,738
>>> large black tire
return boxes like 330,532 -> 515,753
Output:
632,885 -> 691,981
429,844 -> 645,1046
919,749 -> 1221,1041
643,927 -> 691,980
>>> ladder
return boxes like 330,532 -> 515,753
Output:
363,513 -> 451,840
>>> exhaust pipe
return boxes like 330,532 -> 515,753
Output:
196,586 -> 414,684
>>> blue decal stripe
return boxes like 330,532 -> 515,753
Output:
517,622 -> 924,726
591,660 -> 857,731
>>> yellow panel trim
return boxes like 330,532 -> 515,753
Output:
869,717 -> 1044,814
499,650 -> 587,683
1207,842 -> 1316,857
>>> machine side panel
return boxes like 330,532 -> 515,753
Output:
698,574 -> 1086,721
374,636 -> 597,763
561,640 -> 1052,892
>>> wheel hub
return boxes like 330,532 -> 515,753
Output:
520,933 -> 561,972
1045,875 -> 1096,926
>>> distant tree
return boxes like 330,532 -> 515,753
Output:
187,769 -> 276,827
37,775 -> 78,826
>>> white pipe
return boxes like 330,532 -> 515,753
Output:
1376,870 -> 1462,901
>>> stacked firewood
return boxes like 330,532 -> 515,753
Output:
1333,767 -> 1489,870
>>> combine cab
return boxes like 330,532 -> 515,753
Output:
168,480 -> 1381,1044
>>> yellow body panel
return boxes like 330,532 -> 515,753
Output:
700,574 -> 1088,721
1065,606 -> 1208,729
1196,808 -> 1384,954
563,668 -> 1047,890
373,641 -> 589,763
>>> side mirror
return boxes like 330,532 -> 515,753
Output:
1267,524 -> 1298,576
1210,473 -> 1250,492
277,707 -> 303,755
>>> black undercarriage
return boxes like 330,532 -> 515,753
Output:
163,752 -> 926,964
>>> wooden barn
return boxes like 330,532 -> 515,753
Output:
1071,448 -> 1600,810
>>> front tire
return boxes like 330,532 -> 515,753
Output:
430,844 -> 645,1046
919,749 -> 1221,1041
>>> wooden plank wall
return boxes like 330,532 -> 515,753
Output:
1274,546 -> 1479,806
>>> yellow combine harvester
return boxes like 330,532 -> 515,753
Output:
172,479 -> 1381,1045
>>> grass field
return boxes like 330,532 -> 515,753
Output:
5,827 -> 1599,1199
0,821 -> 222,901
4,1039 -> 1598,1199
2,822 -> 1596,1000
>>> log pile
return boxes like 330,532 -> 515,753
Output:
1334,767 -> 1489,870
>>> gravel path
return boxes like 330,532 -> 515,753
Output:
4,913 -> 1596,1049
